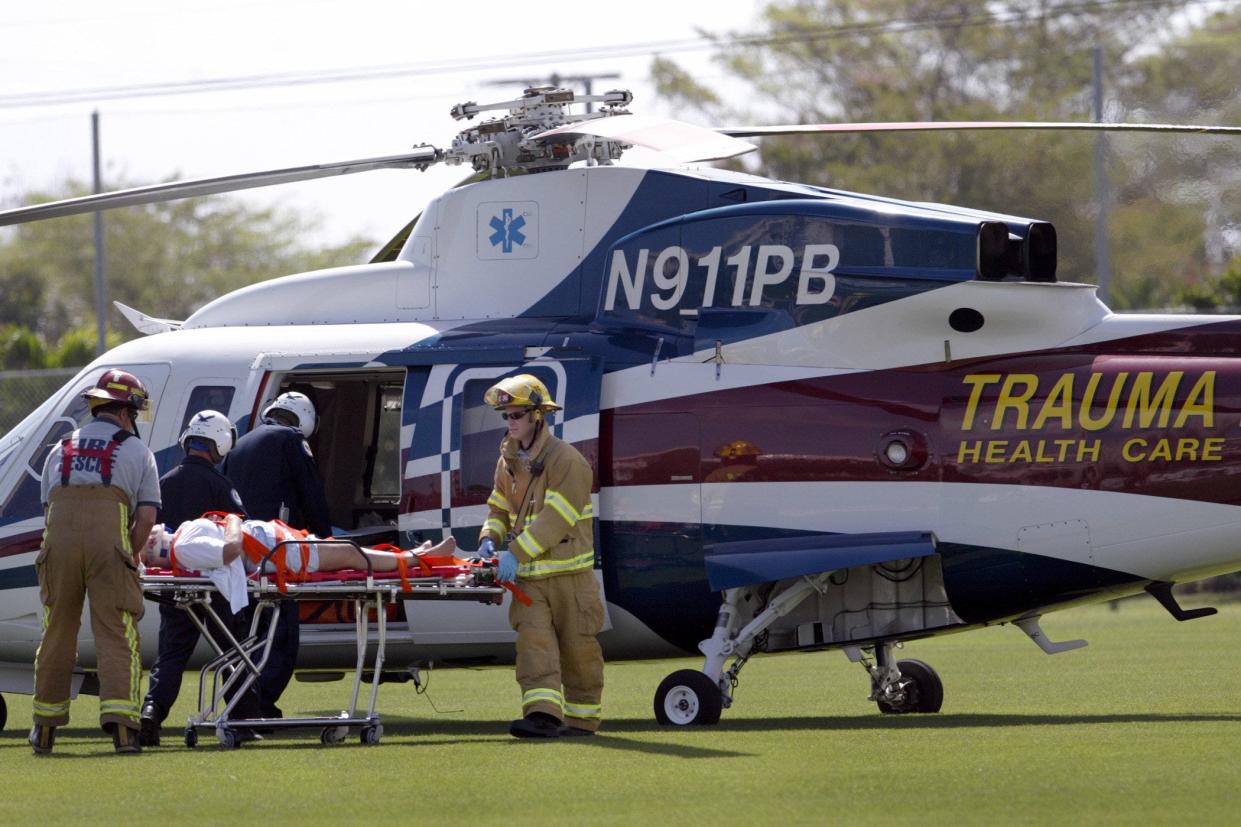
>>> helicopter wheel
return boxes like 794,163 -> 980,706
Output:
876,659 -> 943,714
654,669 -> 723,726
0,692 -> 7,731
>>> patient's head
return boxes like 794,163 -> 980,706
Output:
141,525 -> 171,567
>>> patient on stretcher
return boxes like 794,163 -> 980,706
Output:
142,514 -> 457,611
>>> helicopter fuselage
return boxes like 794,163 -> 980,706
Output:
2,163 -> 1239,685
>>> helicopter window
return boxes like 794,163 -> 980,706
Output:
26,382 -> 94,476
178,386 -> 236,436
364,385 -> 402,501
457,380 -> 506,498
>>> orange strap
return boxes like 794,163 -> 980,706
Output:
371,543 -> 413,593
238,519 -> 311,593
503,581 -> 534,607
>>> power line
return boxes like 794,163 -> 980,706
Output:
0,0 -> 1221,109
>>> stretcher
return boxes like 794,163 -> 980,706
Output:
141,538 -> 508,748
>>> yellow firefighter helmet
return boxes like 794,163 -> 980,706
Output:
484,373 -> 562,412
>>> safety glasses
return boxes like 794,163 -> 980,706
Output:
499,410 -> 531,421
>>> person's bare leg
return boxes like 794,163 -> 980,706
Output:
316,536 -> 458,572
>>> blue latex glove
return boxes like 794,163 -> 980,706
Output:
497,549 -> 519,582
478,537 -> 496,559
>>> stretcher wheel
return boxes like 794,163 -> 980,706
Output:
360,724 -> 383,745
217,727 -> 239,749
321,726 -> 348,745
654,669 -> 723,726
185,728 -> 198,749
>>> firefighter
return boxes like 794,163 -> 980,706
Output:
480,374 -> 604,738
222,391 -> 330,719
31,369 -> 161,755
139,410 -> 258,746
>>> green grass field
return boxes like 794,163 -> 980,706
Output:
2,597 -> 1239,825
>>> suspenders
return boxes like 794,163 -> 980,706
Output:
59,429 -> 133,487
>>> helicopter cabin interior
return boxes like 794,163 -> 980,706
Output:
265,369 -> 404,543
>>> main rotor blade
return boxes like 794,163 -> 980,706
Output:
718,121 -> 1241,138
536,114 -> 757,163
0,147 -> 441,226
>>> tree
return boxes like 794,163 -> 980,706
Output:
653,0 -> 1241,309
0,178 -> 376,345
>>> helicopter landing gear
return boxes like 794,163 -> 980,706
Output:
849,642 -> 943,714
653,572 -> 834,726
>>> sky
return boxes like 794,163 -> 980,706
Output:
0,0 -> 763,249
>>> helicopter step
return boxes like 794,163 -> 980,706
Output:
653,531 -> 960,725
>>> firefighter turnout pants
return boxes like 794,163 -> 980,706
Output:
33,485 -> 145,730
508,569 -> 604,731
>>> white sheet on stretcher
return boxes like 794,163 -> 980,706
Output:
157,519 -> 250,613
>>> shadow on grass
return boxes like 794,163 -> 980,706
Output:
4,711 -> 1237,758
604,712 -> 1241,733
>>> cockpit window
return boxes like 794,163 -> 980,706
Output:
27,384 -> 94,476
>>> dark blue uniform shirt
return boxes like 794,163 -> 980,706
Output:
158,454 -> 246,528
222,420 -> 330,536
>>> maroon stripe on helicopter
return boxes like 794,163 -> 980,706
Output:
400,438 -> 601,514
0,530 -> 42,560
601,317 -> 1241,505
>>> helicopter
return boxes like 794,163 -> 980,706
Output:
2,86 -> 1241,730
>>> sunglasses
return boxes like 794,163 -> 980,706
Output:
499,410 -> 531,421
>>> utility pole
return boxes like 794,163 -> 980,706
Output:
485,71 -> 621,112
1092,47 -> 1112,306
91,110 -> 108,355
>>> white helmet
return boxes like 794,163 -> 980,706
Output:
262,391 -> 317,438
180,410 -> 237,459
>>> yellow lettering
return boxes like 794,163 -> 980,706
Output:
1080,372 -> 1128,431
1009,440 -> 1033,463
1032,374 -> 1075,430
985,440 -> 1009,463
1053,439 -> 1076,462
1173,371 -> 1215,428
1121,371 -> 1181,429
1076,439 -> 1101,462
1123,438 -> 1147,462
957,441 -> 983,463
1034,440 -> 1057,463
961,374 -> 1002,430
1149,438 -> 1173,461
994,374 -> 1039,430
1174,439 -> 1200,462
1203,438 -> 1225,461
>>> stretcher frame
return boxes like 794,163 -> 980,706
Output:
141,538 -> 504,749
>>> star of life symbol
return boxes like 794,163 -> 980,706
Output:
489,208 -> 526,253
477,201 -> 537,260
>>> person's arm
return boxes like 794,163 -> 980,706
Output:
129,505 -> 157,565
221,513 -> 244,564
288,435 -> 332,536
481,456 -> 512,547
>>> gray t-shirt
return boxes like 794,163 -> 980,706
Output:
41,417 -> 162,512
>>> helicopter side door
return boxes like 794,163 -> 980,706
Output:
399,356 -> 606,645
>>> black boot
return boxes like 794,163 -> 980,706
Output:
139,702 -> 161,747
509,711 -> 562,738
29,724 -> 56,755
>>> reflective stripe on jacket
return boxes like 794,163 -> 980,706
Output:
479,427 -> 594,579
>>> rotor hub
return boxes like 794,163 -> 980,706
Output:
444,87 -> 633,176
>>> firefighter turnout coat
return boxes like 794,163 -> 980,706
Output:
480,425 -> 604,731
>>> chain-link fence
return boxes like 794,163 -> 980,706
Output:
0,367 -> 80,439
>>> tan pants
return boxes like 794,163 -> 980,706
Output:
33,485 -> 145,730
509,569 -> 604,731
